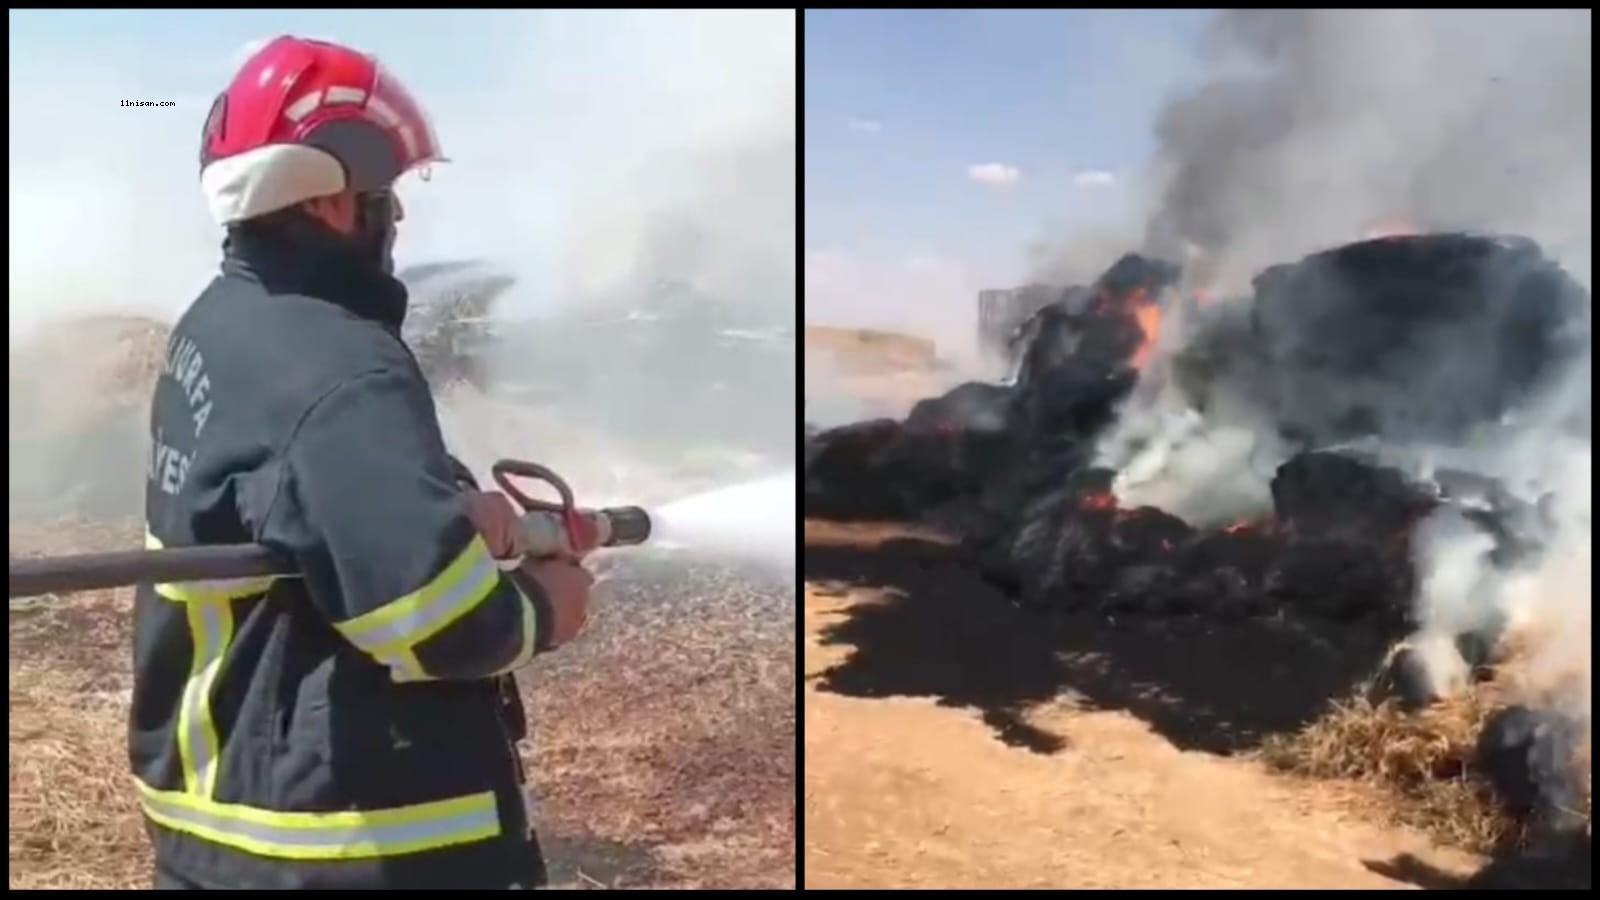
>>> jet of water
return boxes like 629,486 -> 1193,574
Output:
648,470 -> 796,569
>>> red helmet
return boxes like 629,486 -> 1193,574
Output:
199,36 -> 444,225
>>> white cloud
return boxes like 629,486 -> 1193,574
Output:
847,117 -> 883,133
967,162 -> 1021,187
1072,169 -> 1116,188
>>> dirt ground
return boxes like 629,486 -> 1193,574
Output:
9,521 -> 794,890
802,520 -> 1487,890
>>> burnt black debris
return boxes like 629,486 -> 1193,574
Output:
973,450 -> 1424,631
1476,706 -> 1590,839
806,234 -> 1587,633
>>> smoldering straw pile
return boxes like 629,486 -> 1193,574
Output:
805,231 -> 1591,874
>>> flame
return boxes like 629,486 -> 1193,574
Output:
1096,284 -> 1166,370
1131,303 -> 1162,369
1362,218 -> 1421,240
1080,490 -> 1117,511
1224,517 -> 1282,536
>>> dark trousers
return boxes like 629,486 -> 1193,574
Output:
151,868 -> 204,889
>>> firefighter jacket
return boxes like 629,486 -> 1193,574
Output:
131,218 -> 553,889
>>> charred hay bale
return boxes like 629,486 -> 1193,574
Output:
1002,478 -> 1196,614
1002,488 -> 1094,610
957,444 -> 1094,564
1166,530 -> 1280,620
803,419 -> 918,520
1098,507 -> 1196,614
1096,252 -> 1182,298
1264,537 -> 1415,628
905,381 -> 1014,434
1248,233 -> 1591,447
804,418 -> 1001,521
1476,706 -> 1589,837
1017,356 -> 1139,442
1271,451 -> 1436,542
1369,628 -> 1508,713
1368,645 -> 1442,713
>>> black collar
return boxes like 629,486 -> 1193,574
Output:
221,217 -> 409,331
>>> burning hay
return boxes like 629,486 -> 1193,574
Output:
804,232 -> 1592,872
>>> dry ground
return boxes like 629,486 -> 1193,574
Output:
802,520 -> 1502,890
9,521 -> 794,890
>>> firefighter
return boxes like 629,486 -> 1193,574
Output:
133,36 -> 591,889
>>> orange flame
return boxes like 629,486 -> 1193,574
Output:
1362,218 -> 1421,240
1131,304 -> 1162,369
1080,491 -> 1117,512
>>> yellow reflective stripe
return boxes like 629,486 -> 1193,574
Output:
333,536 -> 501,664
390,594 -> 536,684
176,601 -> 234,797
136,779 -> 502,861
489,595 -> 538,675
389,648 -> 434,684
147,529 -> 246,799
145,532 -> 277,602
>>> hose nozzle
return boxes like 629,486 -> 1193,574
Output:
491,458 -> 652,558
595,506 -> 652,546
518,506 -> 652,559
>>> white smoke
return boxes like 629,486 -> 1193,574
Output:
1084,10 -> 1593,723
10,11 -> 796,519
400,10 -> 794,323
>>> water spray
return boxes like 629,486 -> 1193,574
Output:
647,470 -> 796,567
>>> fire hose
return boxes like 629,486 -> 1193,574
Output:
7,459 -> 652,599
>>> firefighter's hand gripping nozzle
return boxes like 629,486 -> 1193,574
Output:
491,460 -> 652,560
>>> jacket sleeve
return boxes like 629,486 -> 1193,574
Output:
261,368 -> 548,681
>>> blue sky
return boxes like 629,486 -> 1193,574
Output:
805,9 -> 1211,294
8,9 -> 526,101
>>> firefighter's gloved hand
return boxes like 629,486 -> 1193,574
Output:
522,559 -> 593,650
463,490 -> 528,559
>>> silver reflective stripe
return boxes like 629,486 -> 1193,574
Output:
324,85 -> 367,105
283,90 -> 323,123
138,786 -> 502,861
341,550 -> 500,656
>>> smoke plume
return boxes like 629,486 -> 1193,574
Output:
1098,10 -> 1591,726
1142,9 -> 1592,288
